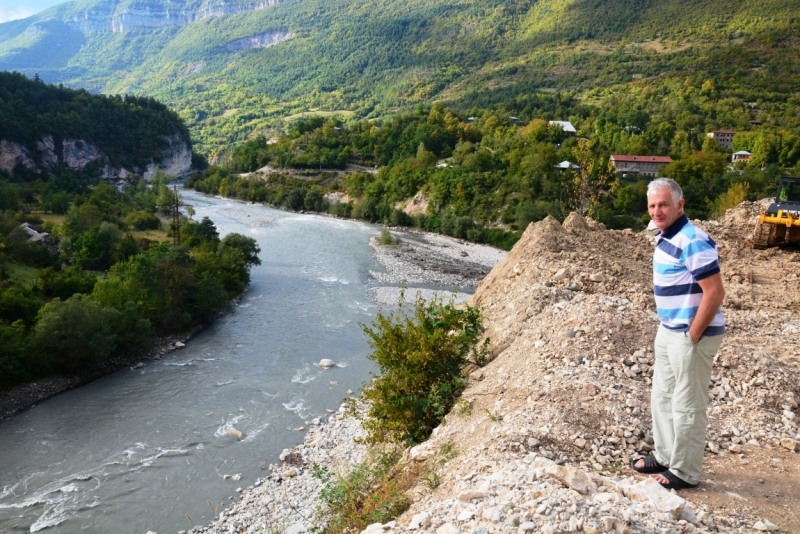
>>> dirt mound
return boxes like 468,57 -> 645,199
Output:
399,206 -> 800,533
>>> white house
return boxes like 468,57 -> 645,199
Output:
554,160 -> 580,170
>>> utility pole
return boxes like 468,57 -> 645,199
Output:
156,184 -> 191,247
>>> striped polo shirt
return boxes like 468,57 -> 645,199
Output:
653,214 -> 725,336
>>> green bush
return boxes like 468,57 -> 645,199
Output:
125,210 -> 162,231
38,266 -> 97,300
31,295 -> 119,373
313,448 -> 415,534
359,294 -> 489,445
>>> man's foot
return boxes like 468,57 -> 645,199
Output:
651,470 -> 698,490
631,457 -> 668,474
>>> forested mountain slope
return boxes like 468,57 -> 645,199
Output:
1,0 -> 799,156
0,71 -> 194,178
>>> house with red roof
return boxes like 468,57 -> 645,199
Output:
610,155 -> 672,177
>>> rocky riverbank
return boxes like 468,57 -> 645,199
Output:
180,402 -> 367,534
369,229 -> 507,288
191,204 -> 799,534
0,329 -> 202,421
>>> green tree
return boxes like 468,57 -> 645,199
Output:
32,295 -> 119,373
358,294 -> 488,444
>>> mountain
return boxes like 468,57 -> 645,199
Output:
1,0 -> 799,156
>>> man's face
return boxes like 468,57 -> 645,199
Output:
648,188 -> 685,232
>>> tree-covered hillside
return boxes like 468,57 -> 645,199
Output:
1,0 -> 799,157
0,71 -> 192,171
0,73 -> 259,392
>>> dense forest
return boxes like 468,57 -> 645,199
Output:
0,71 -> 194,170
187,80 -> 797,249
0,75 -> 259,392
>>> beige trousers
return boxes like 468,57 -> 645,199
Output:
651,325 -> 724,485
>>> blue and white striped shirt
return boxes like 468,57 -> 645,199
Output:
653,214 -> 725,336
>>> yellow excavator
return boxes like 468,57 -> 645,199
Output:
753,176 -> 800,249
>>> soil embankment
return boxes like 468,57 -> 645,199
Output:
191,201 -> 800,534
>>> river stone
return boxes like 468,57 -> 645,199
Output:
319,359 -> 336,367
285,523 -> 306,534
226,428 -> 244,440
544,464 -> 596,494
623,477 -> 686,519
780,438 -> 798,452
408,511 -> 429,530
457,489 -> 488,501
175,341 -> 185,349
435,523 -> 460,534
361,523 -> 384,534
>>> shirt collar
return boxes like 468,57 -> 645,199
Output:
656,213 -> 688,240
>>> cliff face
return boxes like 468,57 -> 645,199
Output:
224,30 -> 291,51
0,134 -> 192,180
66,0 -> 288,33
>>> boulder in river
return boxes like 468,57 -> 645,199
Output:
174,341 -> 185,349
318,359 -> 335,367
225,428 -> 244,440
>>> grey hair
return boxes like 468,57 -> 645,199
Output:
647,178 -> 683,204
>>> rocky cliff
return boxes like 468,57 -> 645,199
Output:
224,29 -> 292,51
0,133 -> 192,180
65,0 -> 289,33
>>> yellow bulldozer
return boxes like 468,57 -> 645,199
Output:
753,176 -> 800,249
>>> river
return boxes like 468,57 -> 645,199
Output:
0,191 -> 471,533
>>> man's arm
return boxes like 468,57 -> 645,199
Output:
689,272 -> 725,344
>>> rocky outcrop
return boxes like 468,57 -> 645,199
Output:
224,30 -> 292,51
0,140 -> 37,173
65,0 -> 289,33
62,138 -> 104,170
0,133 -> 192,180
144,133 -> 193,179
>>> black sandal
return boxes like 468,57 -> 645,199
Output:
656,470 -> 698,490
631,456 -> 668,474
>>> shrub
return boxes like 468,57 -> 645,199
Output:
31,295 -> 119,373
359,294 -> 488,445
125,210 -> 161,230
313,448 -> 416,534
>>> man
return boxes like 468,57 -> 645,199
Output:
632,178 -> 726,490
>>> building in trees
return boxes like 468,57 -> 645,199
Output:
610,155 -> 672,177
548,121 -> 576,135
706,129 -> 736,150
732,150 -> 753,163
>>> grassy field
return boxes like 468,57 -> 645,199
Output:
36,214 -> 66,225
5,263 -> 40,287
131,229 -> 171,242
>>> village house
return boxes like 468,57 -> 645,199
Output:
548,120 -> 576,135
732,150 -> 753,163
554,160 -> 580,171
610,155 -> 672,177
706,129 -> 736,150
